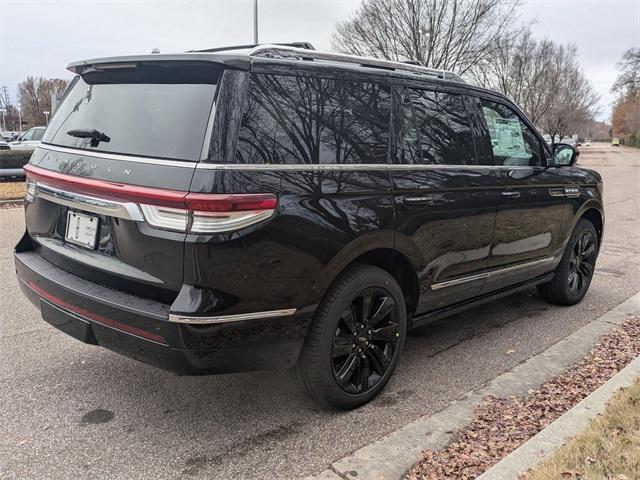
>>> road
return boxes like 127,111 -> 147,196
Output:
1,143 -> 639,480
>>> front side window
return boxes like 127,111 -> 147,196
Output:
233,73 -> 391,165
21,129 -> 35,141
397,88 -> 476,165
478,99 -> 543,167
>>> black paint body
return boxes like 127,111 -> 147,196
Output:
15,51 -> 604,374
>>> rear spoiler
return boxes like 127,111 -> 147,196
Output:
67,53 -> 250,75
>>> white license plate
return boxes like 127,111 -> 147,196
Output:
65,211 -> 99,249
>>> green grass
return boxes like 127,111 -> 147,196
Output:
525,379 -> 640,479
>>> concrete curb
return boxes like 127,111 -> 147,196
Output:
306,291 -> 640,480
479,355 -> 640,479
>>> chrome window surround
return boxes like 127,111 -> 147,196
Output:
168,308 -> 297,324
37,145 -> 546,171
431,257 -> 555,290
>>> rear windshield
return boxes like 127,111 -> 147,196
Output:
43,63 -> 220,161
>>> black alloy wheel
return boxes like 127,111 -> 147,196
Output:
292,264 -> 407,409
331,288 -> 401,394
567,230 -> 596,295
538,219 -> 599,305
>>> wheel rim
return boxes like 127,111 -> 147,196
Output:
568,230 -> 596,294
331,287 -> 401,395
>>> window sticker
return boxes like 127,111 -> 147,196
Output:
482,107 -> 528,158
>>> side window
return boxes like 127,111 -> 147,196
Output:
398,88 -> 476,165
478,99 -> 543,167
21,129 -> 34,141
233,73 -> 391,165
32,129 -> 44,141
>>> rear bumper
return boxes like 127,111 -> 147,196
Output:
14,249 -> 311,374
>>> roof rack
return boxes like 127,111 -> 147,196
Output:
249,44 -> 464,82
189,42 -> 315,53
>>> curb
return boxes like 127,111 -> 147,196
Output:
478,354 -> 640,479
306,291 -> 640,480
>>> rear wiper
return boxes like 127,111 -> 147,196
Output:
67,128 -> 110,147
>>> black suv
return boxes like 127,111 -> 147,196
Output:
14,44 -> 603,409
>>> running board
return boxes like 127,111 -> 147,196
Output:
410,273 -> 555,329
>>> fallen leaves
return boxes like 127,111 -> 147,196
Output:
405,318 -> 640,480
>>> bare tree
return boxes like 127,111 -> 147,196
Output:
611,48 -> 640,146
332,0 -> 522,76
17,76 -> 69,126
612,47 -> 640,95
475,33 -> 599,142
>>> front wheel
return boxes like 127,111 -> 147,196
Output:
538,219 -> 599,305
293,265 -> 407,409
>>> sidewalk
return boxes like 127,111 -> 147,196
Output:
307,291 -> 640,480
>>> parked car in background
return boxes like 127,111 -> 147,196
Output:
14,44 -> 604,409
612,137 -> 620,147
0,138 -> 10,150
9,127 -> 46,150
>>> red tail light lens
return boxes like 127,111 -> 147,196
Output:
25,165 -> 278,234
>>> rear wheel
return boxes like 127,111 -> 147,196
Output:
537,219 -> 598,305
293,265 -> 407,409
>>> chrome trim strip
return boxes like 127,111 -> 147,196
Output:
38,145 -> 196,168
431,271 -> 487,290
168,308 -> 297,324
34,182 -> 144,221
486,256 -> 555,277
37,145 -> 544,172
430,256 -> 555,290
195,163 -> 540,171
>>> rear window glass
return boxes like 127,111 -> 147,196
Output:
234,73 -> 391,164
43,64 -> 220,161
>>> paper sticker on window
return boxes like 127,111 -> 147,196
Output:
482,107 -> 528,158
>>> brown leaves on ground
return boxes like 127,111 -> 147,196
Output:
405,318 -> 640,480
0,180 -> 26,201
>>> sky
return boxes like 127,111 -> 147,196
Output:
0,0 -> 638,122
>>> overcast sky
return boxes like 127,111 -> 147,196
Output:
1,0 -> 638,122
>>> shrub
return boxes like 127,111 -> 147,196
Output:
0,150 -> 32,169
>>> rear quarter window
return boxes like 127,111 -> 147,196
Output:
233,73 -> 391,165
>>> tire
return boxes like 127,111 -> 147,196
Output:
537,219 -> 598,306
292,264 -> 407,410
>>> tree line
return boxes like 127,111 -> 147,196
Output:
332,0 -> 605,144
611,48 -> 640,146
1,77 -> 69,131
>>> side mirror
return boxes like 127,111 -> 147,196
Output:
553,143 -> 579,167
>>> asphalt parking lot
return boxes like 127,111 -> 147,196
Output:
1,143 -> 639,480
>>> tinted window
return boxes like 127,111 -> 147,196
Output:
397,88 -> 476,165
478,99 -> 543,167
234,73 -> 391,164
43,65 -> 220,161
32,128 -> 44,141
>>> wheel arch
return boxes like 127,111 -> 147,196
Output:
314,242 -> 420,317
579,207 -> 604,248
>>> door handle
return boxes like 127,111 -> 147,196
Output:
403,196 -> 431,205
501,190 -> 521,199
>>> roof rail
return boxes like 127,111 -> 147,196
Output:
249,44 -> 464,82
189,42 -> 315,53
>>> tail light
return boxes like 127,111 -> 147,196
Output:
140,194 -> 277,233
24,165 -> 277,234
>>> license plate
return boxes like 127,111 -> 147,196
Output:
65,211 -> 99,249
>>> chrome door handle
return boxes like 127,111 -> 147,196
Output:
501,190 -> 521,199
403,196 -> 431,205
